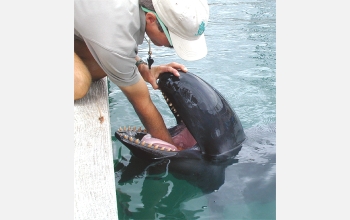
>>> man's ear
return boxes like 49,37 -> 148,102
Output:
145,12 -> 157,24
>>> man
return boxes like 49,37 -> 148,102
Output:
74,0 -> 209,145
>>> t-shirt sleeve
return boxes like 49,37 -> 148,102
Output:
84,39 -> 142,87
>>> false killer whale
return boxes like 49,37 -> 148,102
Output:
115,71 -> 246,161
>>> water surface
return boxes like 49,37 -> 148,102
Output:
109,0 -> 276,219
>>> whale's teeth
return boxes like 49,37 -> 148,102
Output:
154,145 -> 159,149
147,143 -> 152,148
133,126 -> 136,131
177,114 -> 180,117
129,137 -> 134,141
123,134 -> 128,139
143,129 -> 147,133
135,139 -> 140,144
124,126 -> 126,131
166,148 -> 171,151
166,98 -> 169,102
138,127 -> 142,132
160,147 -> 165,151
169,103 -> 172,107
141,141 -> 146,146
173,109 -> 177,113
128,126 -> 131,131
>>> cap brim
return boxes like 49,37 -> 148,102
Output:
169,31 -> 207,61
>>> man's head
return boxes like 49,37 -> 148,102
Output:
141,0 -> 209,61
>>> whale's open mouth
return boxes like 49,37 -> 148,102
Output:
116,120 -> 197,154
115,88 -> 199,159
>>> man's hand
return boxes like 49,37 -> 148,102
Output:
138,62 -> 188,89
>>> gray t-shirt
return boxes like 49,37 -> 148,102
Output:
74,0 -> 145,87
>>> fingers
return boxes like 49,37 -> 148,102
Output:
155,62 -> 188,78
166,62 -> 188,73
158,65 -> 180,77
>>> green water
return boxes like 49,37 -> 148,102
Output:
109,0 -> 276,219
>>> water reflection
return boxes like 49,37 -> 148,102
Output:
115,153 -> 239,219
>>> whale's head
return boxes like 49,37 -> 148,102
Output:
115,71 -> 246,161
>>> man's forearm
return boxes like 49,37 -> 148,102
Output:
119,79 -> 174,145
135,102 -> 175,145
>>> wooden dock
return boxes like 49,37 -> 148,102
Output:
74,77 -> 118,220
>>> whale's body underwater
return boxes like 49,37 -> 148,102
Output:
115,71 -> 246,161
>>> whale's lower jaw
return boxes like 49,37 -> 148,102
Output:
115,123 -> 201,160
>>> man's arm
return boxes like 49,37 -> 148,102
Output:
119,78 -> 175,145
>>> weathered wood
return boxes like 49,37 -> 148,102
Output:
74,77 -> 118,220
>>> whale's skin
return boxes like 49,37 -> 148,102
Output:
115,71 -> 246,161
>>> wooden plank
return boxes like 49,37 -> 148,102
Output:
74,77 -> 118,220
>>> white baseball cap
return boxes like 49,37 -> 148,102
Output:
152,0 -> 209,61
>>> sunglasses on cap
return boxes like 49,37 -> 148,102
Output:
141,6 -> 173,47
